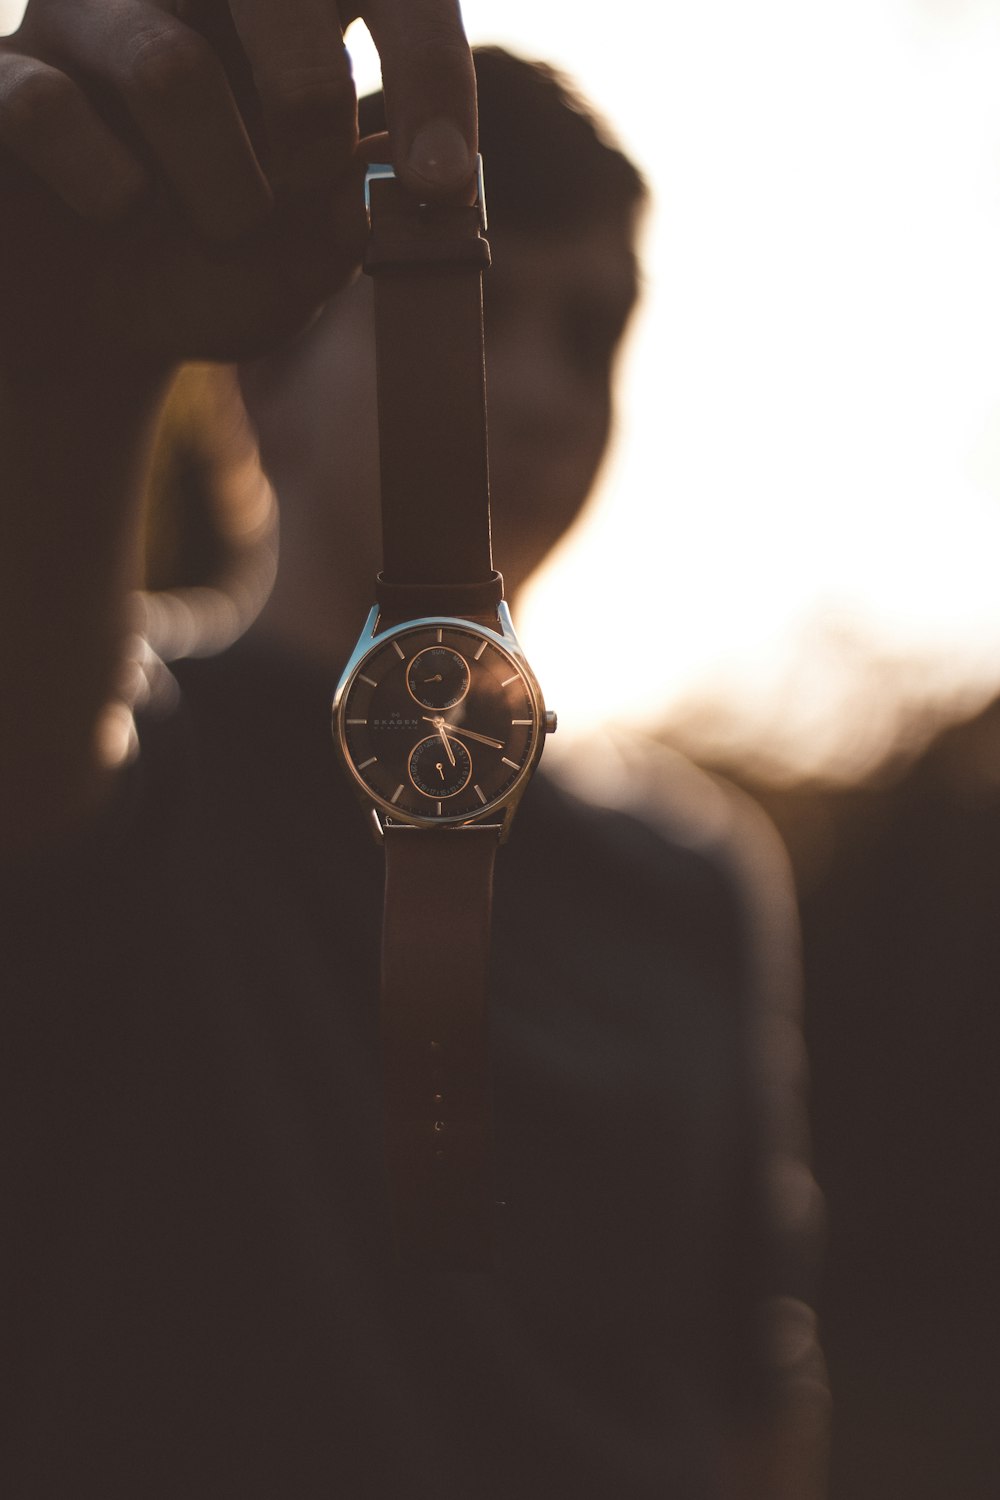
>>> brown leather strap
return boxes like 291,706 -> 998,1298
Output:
364,175 -> 494,594
380,824 -> 500,1269
374,572 -> 504,632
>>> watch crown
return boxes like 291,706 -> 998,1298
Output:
544,711 -> 558,735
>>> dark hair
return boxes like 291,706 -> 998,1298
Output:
145,49 -> 643,596
358,46 -> 646,235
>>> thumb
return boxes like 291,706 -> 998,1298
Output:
359,0 -> 477,200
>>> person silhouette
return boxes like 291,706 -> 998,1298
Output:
0,13 -> 826,1495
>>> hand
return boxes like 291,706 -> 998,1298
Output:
423,715 -> 457,767
0,0 -> 477,365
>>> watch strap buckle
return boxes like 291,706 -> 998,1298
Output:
364,155 -> 487,233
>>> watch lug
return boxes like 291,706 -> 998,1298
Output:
356,603 -> 380,648
495,600 -> 520,648
332,604 -> 381,713
489,785 -> 526,845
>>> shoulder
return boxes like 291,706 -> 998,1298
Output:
534,731 -> 800,988
526,734 -> 814,1193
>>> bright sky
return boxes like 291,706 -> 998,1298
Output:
5,0 -> 1000,781
446,0 -> 1000,782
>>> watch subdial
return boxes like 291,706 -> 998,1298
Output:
406,647 -> 471,711
407,735 -> 473,799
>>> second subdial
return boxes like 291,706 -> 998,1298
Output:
408,735 -> 473,799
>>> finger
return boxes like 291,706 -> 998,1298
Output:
227,0 -> 357,194
35,3 -> 273,242
0,51 -> 148,222
361,0 -> 476,199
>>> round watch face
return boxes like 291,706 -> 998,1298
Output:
336,623 -> 542,824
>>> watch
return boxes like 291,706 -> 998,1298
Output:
332,160 -> 555,1271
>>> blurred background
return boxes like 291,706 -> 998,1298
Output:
357,0 -> 1000,794
4,1 -> 998,1496
5,0 -> 1000,782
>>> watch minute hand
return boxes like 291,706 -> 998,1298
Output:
440,723 -> 504,750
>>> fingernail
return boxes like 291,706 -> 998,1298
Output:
406,119 -> 473,192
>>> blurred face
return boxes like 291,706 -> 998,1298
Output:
241,214 -> 638,623
484,221 -> 638,587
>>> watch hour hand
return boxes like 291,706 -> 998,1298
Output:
422,716 -> 457,767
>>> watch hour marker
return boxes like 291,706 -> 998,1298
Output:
359,673 -> 377,687
391,784 -> 405,804
501,674 -> 518,687
346,718 -> 366,725
501,756 -> 519,770
511,719 -> 532,726
436,628 -> 443,643
436,801 -> 443,816
473,640 -> 488,660
474,784 -> 487,804
392,640 -> 405,659
358,756 -> 377,770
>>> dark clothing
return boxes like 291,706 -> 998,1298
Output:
792,700 -> 1000,1500
2,639 -> 813,1498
